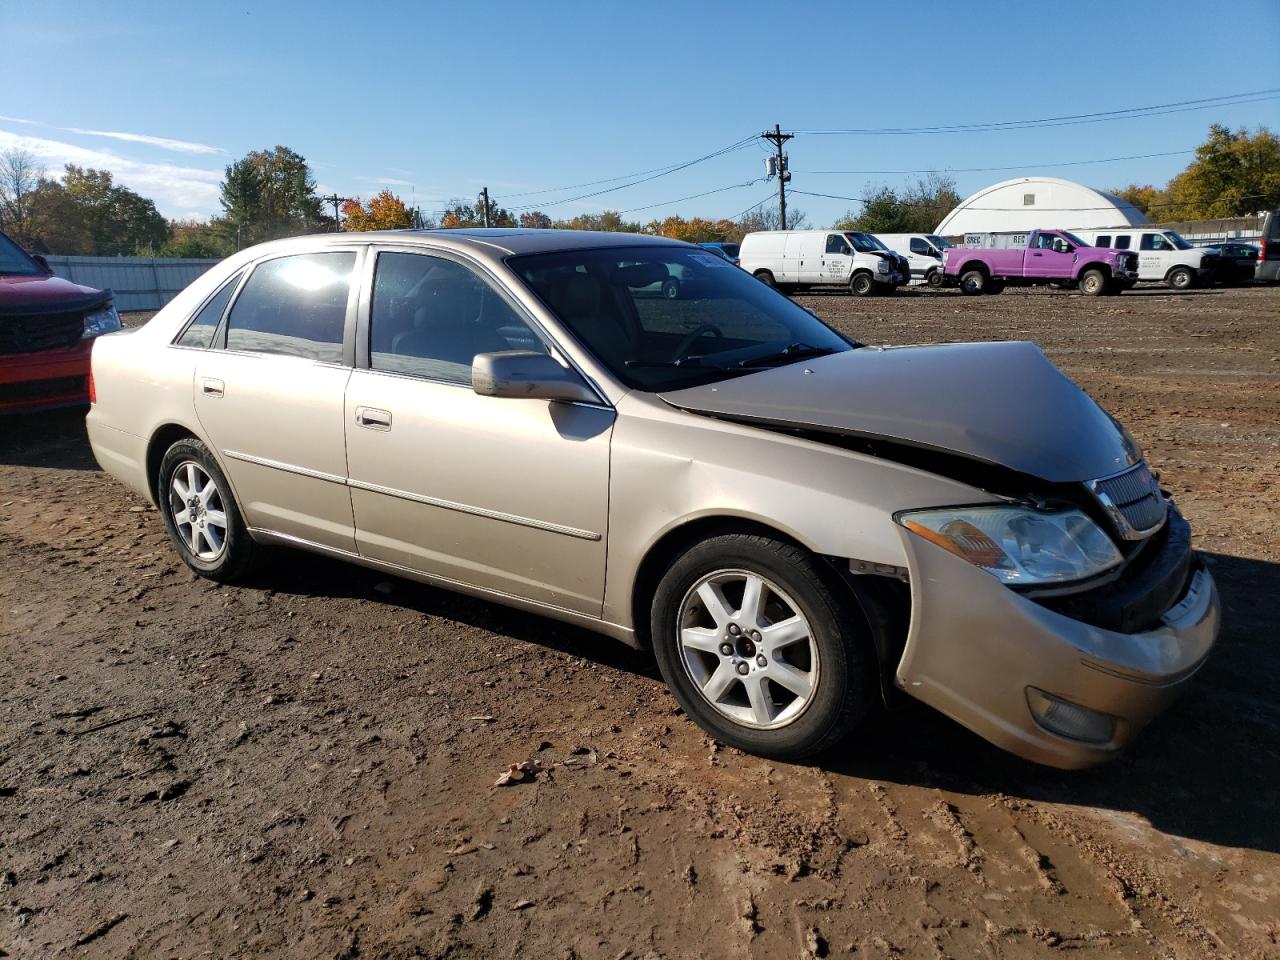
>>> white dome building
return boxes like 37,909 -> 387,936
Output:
936,176 -> 1150,237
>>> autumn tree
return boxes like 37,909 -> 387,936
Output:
1163,124 -> 1280,219
551,210 -> 641,232
518,210 -> 553,229
21,165 -> 167,255
645,215 -> 739,243
218,146 -> 328,246
341,190 -> 415,231
1108,183 -> 1167,219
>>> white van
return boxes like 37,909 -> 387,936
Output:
874,233 -> 955,286
1072,228 -> 1219,290
739,230 -> 905,296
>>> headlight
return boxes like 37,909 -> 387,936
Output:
897,505 -> 1122,585
82,303 -> 122,339
876,261 -> 889,273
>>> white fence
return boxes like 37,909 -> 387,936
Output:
40,256 -> 221,313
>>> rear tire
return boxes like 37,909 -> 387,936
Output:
959,269 -> 987,295
1167,266 -> 1194,291
651,534 -> 872,760
1079,268 -> 1108,296
925,269 -> 943,288
661,277 -> 681,299
158,438 -> 258,583
753,270 -> 776,288
849,272 -> 875,297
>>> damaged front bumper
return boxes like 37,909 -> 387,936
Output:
893,511 -> 1219,769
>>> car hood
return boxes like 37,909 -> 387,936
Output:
0,273 -> 109,315
658,341 -> 1141,483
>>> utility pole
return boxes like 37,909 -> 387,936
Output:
481,186 -> 491,228
320,193 -> 352,231
761,124 -> 793,229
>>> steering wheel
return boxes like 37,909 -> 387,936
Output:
671,323 -> 724,362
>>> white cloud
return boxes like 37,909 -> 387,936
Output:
0,115 -> 222,155
369,177 -> 414,187
64,127 -> 223,155
0,129 -> 224,217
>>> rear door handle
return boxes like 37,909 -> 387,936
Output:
201,377 -> 224,397
355,406 -> 392,431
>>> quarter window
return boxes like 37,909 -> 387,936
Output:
176,272 -> 240,349
370,252 -> 545,385
224,252 -> 355,362
1095,235 -> 1111,248
1113,235 -> 1132,250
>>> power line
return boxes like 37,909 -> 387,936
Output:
796,88 -> 1280,135
731,191 -> 779,221
617,179 -> 764,215
795,148 -> 1197,176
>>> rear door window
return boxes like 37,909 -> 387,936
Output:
176,272 -> 241,349
1113,235 -> 1132,250
1095,235 -> 1111,248
224,252 -> 356,362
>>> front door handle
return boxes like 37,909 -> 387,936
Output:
355,406 -> 392,431
201,377 -> 224,397
1031,252 -> 1043,257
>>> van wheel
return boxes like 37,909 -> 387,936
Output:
849,272 -> 875,297
158,437 -> 258,582
925,269 -> 943,287
651,534 -> 872,760
959,269 -> 987,295
753,270 -> 776,287
1167,266 -> 1194,290
661,277 -> 681,299
1078,269 -> 1108,296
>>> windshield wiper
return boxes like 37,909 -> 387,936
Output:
737,343 -> 839,368
625,355 -> 719,369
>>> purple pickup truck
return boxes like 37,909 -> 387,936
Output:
944,229 -> 1140,296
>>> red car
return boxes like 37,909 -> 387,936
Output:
0,229 -> 121,413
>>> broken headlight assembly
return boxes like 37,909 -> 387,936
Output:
896,505 -> 1122,586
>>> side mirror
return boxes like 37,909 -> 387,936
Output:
32,254 -> 52,274
472,351 -> 599,404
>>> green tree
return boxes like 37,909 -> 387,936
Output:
158,219 -> 232,258
1163,124 -> 1280,219
218,146 -> 328,246
1108,183 -> 1168,219
834,174 -> 959,233
440,193 -> 516,228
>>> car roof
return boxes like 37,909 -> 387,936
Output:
259,228 -> 690,258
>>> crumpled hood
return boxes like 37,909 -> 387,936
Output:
659,341 -> 1141,483
0,273 -> 110,314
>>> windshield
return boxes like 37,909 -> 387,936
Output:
1060,230 -> 1089,247
927,235 -> 954,249
509,245 -> 854,391
1165,232 -> 1193,250
843,232 -> 887,253
0,232 -> 42,277
721,243 -> 740,258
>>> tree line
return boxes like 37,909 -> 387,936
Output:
1,124 -> 1275,258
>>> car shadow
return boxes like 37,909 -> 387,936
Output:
815,550 -> 1280,856
6,412 -> 1276,854
0,409 -> 97,470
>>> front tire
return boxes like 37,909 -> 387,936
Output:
651,534 -> 872,760
661,277 -> 681,299
158,437 -> 258,582
1167,266 -> 1194,291
1078,268 -> 1108,296
925,269 -> 943,288
849,272 -> 875,297
753,270 -> 776,288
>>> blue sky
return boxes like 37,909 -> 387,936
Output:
3,0 -> 1278,225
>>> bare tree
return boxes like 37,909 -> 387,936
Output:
0,147 -> 45,238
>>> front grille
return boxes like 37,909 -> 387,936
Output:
1089,461 -> 1166,539
1040,508 -> 1194,633
0,311 -> 85,354
0,375 -> 88,403
1123,253 -> 1139,271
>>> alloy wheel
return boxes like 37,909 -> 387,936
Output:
676,569 -> 820,729
168,460 -> 228,561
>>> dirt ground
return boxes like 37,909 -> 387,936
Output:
2,285 -> 1278,959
